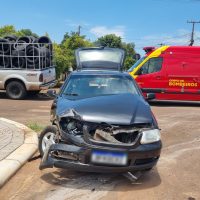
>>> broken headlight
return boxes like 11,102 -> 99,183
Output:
60,118 -> 83,136
140,129 -> 161,144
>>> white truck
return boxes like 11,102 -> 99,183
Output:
0,36 -> 56,99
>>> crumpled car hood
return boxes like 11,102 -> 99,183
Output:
56,93 -> 153,125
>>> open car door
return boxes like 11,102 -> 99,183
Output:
75,47 -> 125,71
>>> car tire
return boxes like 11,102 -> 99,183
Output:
39,125 -> 57,157
6,81 -> 27,99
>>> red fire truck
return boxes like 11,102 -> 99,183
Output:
128,46 -> 200,101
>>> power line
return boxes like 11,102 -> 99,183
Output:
123,33 -> 191,43
187,20 -> 200,46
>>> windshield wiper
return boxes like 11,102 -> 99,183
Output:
63,93 -> 79,96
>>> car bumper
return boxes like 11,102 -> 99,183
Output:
40,141 -> 162,173
39,80 -> 57,90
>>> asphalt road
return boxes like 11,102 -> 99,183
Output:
0,91 -> 200,200
0,91 -> 52,125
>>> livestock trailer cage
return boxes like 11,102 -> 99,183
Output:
0,36 -> 54,70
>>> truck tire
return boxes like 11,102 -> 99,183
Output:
4,35 -> 17,42
0,56 -> 10,68
12,57 -> 26,68
39,125 -> 57,156
26,46 -> 40,63
6,81 -> 27,99
0,38 -> 10,54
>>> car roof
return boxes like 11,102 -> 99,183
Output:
71,70 -> 131,77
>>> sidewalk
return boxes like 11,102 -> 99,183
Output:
0,118 -> 38,188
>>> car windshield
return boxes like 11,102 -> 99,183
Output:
128,57 -> 146,72
62,74 -> 139,100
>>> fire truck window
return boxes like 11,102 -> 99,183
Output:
136,57 -> 163,75
135,61 -> 149,75
148,57 -> 163,73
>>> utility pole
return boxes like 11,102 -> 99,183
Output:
77,25 -> 82,36
187,20 -> 200,46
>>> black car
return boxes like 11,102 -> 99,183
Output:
39,47 -> 161,174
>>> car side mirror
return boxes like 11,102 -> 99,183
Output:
47,89 -> 57,98
146,93 -> 155,100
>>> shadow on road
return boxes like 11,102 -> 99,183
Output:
40,167 -> 161,192
0,91 -> 53,101
149,101 -> 200,107
115,168 -> 161,191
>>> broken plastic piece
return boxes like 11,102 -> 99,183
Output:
59,109 -> 82,121
123,171 -> 142,182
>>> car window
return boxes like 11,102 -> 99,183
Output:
135,57 -> 163,75
62,75 -> 139,99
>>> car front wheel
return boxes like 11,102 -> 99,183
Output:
39,126 -> 57,156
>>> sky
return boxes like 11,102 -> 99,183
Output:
0,0 -> 200,54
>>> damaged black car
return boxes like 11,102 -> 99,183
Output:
39,47 -> 162,175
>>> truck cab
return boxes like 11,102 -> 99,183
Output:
128,46 -> 200,101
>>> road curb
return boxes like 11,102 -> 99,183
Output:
0,118 -> 38,188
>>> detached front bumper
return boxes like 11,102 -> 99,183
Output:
40,141 -> 162,173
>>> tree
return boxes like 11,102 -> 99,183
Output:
122,42 -> 136,70
0,25 -> 17,37
61,32 -> 93,50
53,43 -> 70,79
95,34 -> 136,70
18,29 -> 38,38
0,25 -> 38,38
95,34 -> 122,48
54,32 -> 93,78
61,32 -> 71,45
